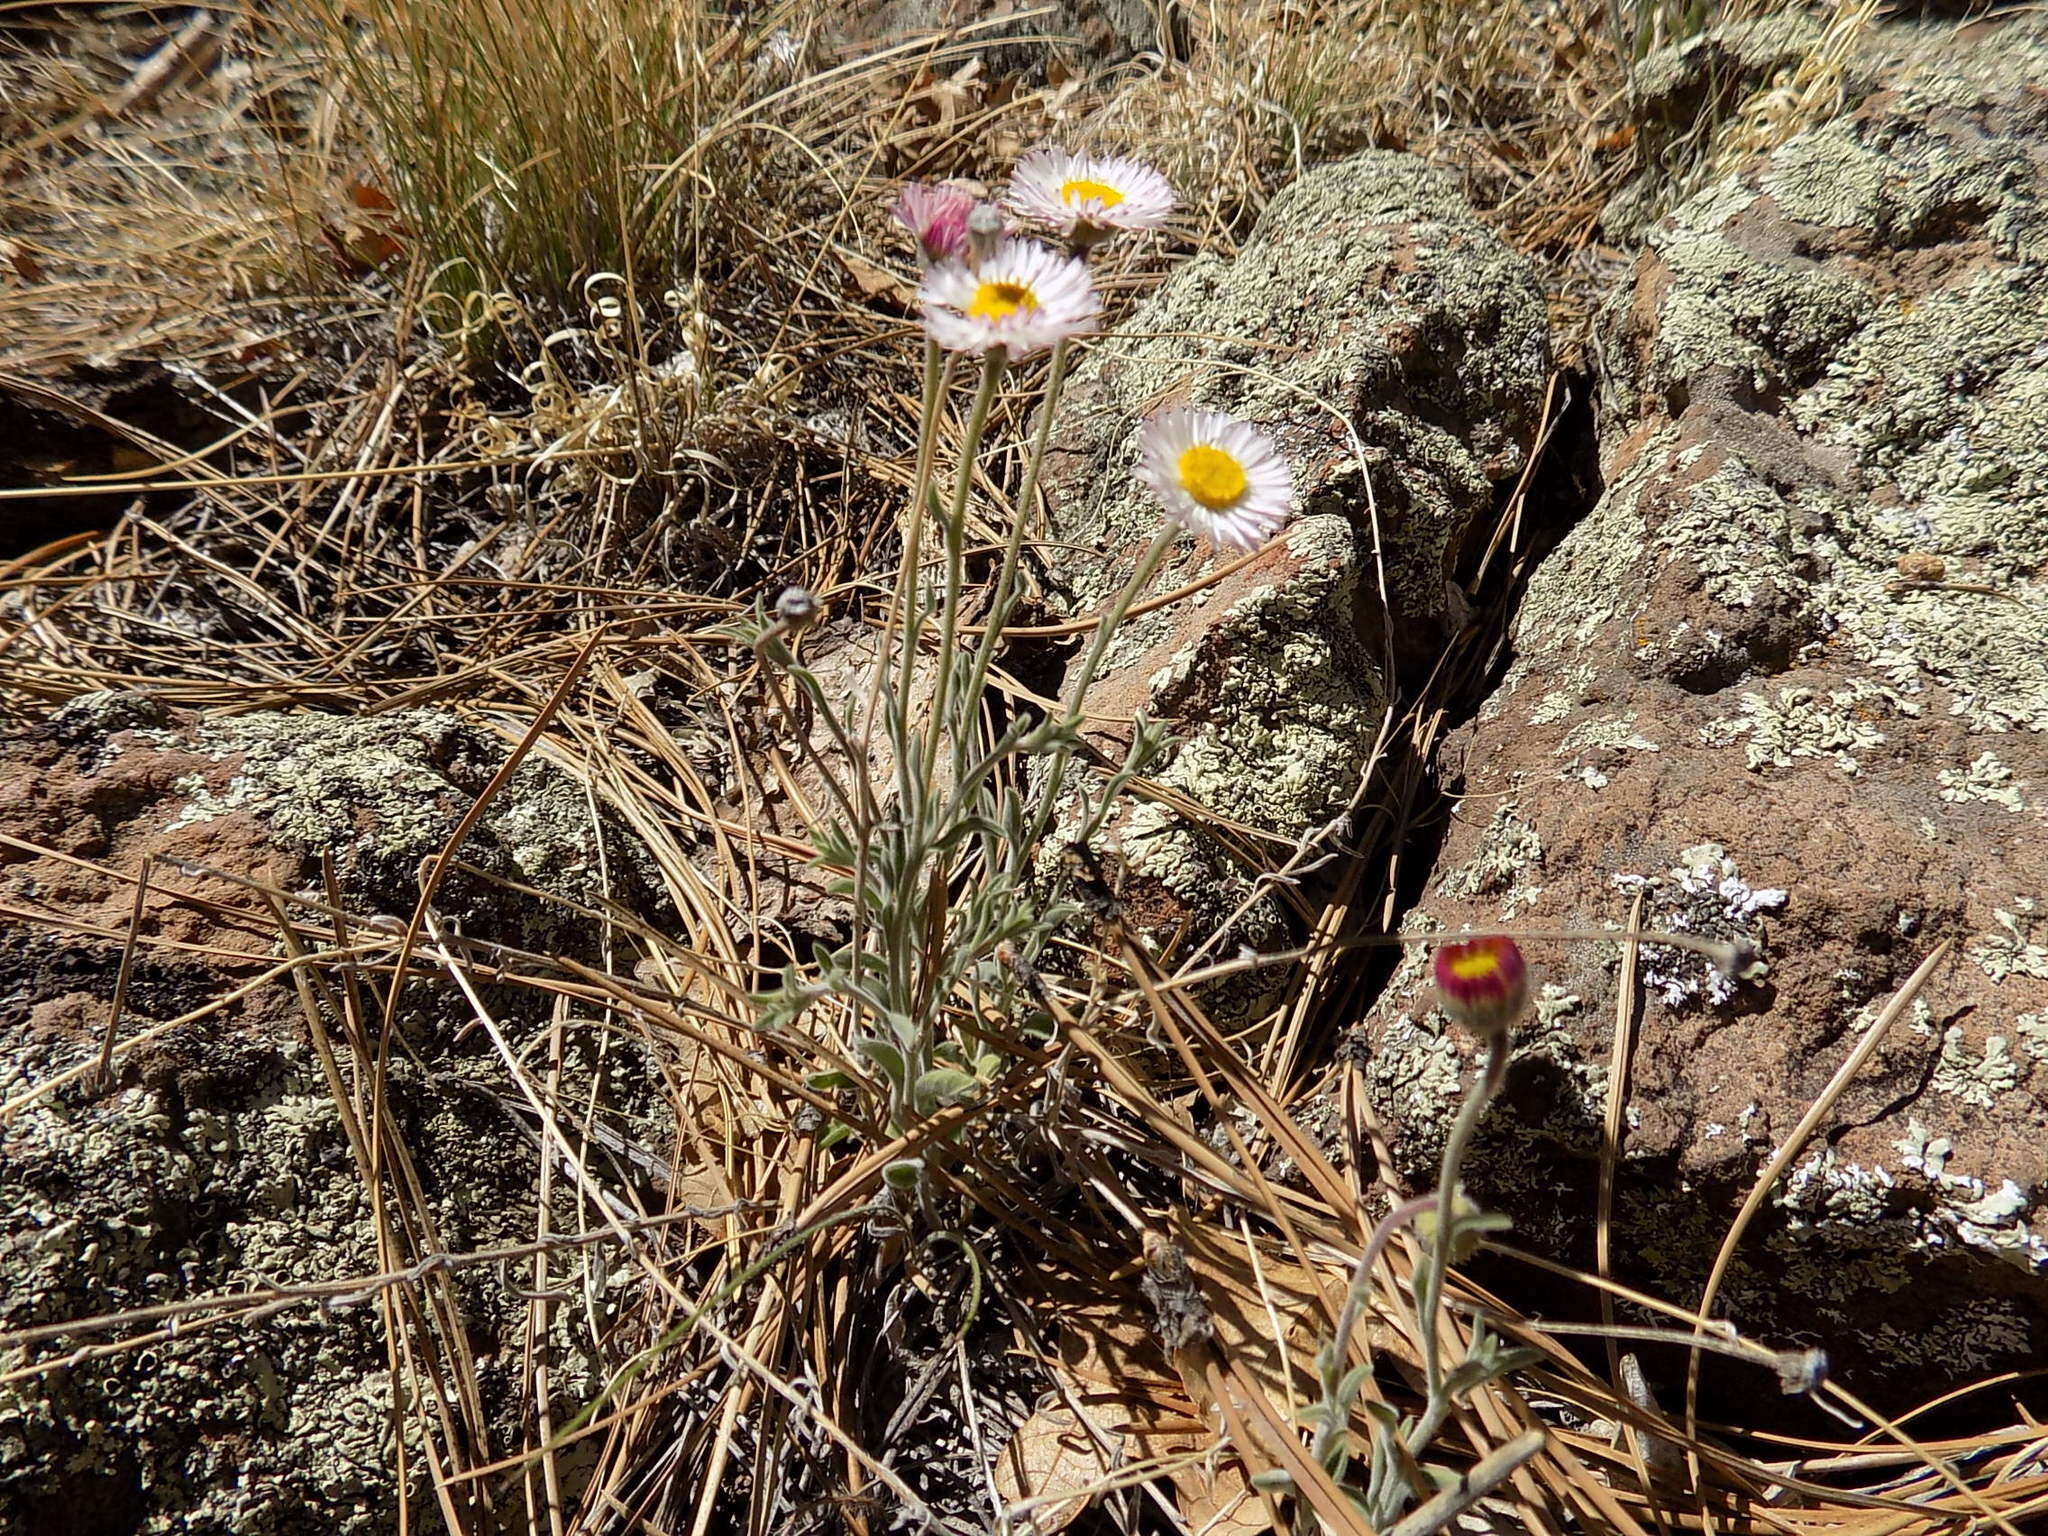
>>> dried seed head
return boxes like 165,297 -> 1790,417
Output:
774,585 -> 821,629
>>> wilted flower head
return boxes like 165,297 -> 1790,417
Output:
1433,935 -> 1528,1035
917,239 -> 1097,358
1008,148 -> 1175,244
890,182 -> 975,266
1133,409 -> 1292,551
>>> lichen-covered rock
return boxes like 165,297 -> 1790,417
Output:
0,698 -> 666,1532
1038,150 -> 1549,955
1363,87 -> 2048,1397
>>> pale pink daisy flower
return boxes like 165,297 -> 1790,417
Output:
890,182 -> 975,266
1006,148 -> 1175,242
1133,409 -> 1292,551
917,239 -> 1098,358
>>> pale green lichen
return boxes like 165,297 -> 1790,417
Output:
1527,662 -> 1598,725
1629,193 -> 1873,409
1702,681 -> 1911,775
1930,1025 -> 2022,1108
1549,100 -> 2048,745
1653,446 -> 1814,615
1534,984 -> 1583,1028
1937,751 -> 2029,811
1509,429 -> 1672,655
1510,985 -> 1611,1132
1556,713 -> 1660,757
1438,802 -> 1544,916
2017,1013 -> 2048,1062
0,1026 -> 651,1531
126,709 -> 652,949
1788,265 -> 2048,734
1970,901 -> 2048,983
1103,514 -> 1384,948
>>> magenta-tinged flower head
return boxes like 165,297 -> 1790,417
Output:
890,182 -> 975,267
1433,935 -> 1528,1035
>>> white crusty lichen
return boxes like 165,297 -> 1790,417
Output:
1777,1129 -> 2048,1279
1613,842 -> 1787,1007
1892,1121 -> 2048,1270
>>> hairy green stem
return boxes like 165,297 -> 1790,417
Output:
923,349 -> 1009,779
1309,1190 -> 1440,1475
1408,1038 -> 1510,1455
959,336 -> 1072,724
880,340 -> 949,811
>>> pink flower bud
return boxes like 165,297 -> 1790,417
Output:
1433,935 -> 1528,1035
889,182 -> 974,267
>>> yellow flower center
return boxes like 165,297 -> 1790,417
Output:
1060,177 -> 1125,209
1446,950 -> 1504,982
1176,444 -> 1247,510
967,279 -> 1038,321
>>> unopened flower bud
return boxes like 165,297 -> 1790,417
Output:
965,204 -> 1006,270
890,182 -> 973,267
1414,1186 -> 1488,1264
1433,935 -> 1528,1036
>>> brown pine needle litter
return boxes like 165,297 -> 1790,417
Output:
3,2 -> 2044,1534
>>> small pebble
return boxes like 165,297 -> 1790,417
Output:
1896,552 -> 1946,582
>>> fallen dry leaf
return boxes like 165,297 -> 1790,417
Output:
993,1397 -> 1124,1535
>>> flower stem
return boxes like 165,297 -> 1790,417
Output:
959,336 -> 1072,719
874,339 -> 950,812
923,348 -> 1009,778
1409,1038 -> 1509,1453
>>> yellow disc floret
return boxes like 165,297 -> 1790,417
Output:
1176,444 -> 1248,510
1060,177 -> 1126,209
1446,950 -> 1504,982
968,280 -> 1037,321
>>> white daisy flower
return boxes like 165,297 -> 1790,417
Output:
1133,409 -> 1293,551
917,239 -> 1098,357
1007,147 -> 1175,240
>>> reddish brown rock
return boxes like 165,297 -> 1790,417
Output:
0,696 -> 663,1532
1359,88 -> 2048,1402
